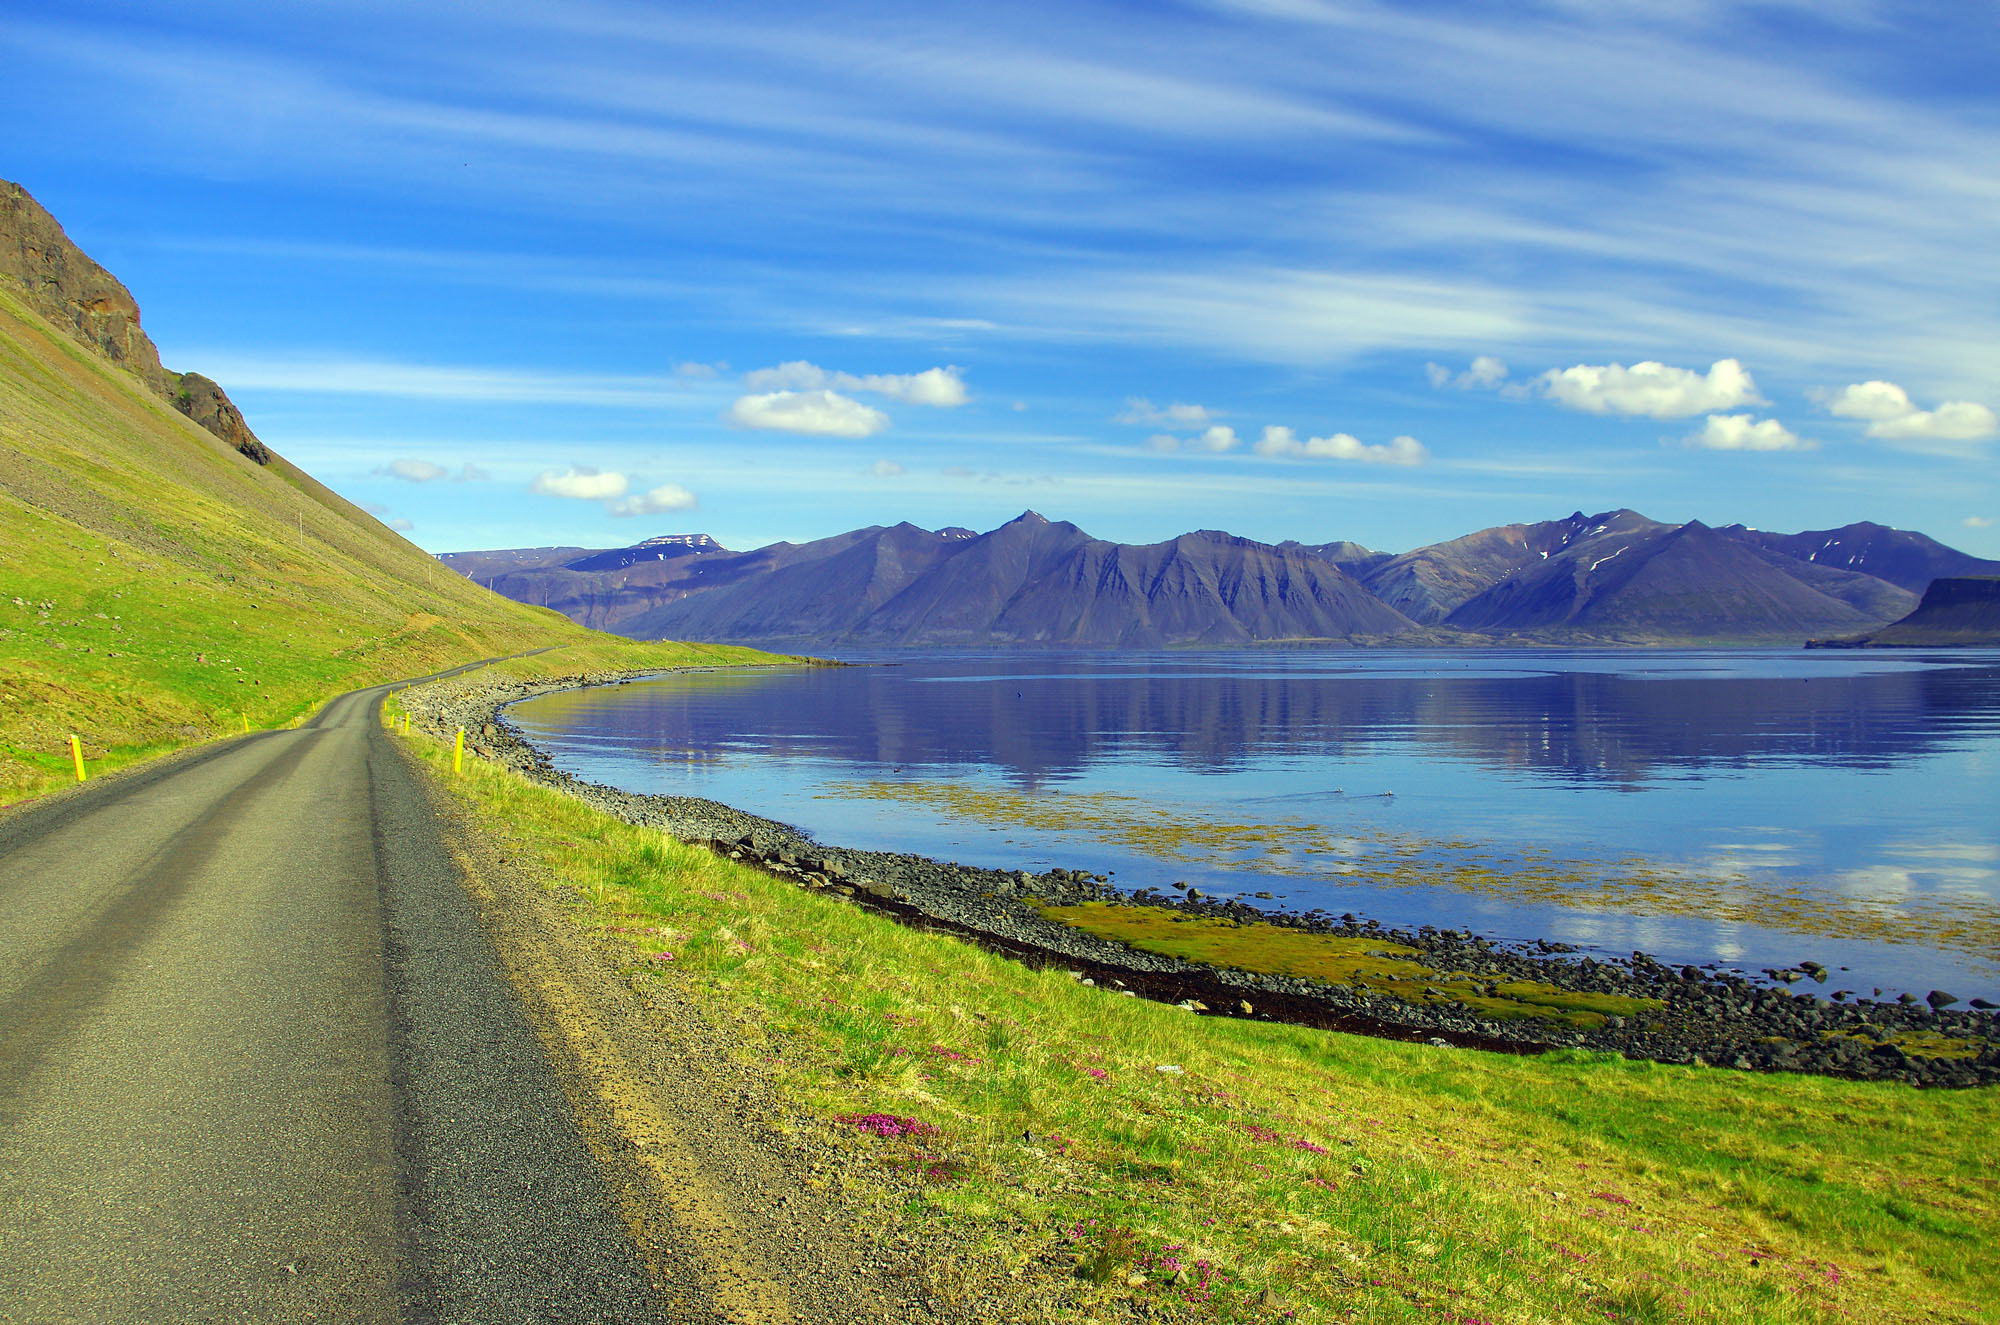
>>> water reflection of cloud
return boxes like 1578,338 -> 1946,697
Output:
1890,840 -> 2000,865
1830,866 -> 1919,898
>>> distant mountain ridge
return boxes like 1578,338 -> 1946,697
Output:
447,509 -> 2000,647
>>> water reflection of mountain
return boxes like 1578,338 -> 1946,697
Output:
516,656 -> 2000,788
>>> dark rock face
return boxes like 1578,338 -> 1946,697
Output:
1,179 -> 173,394
1,177 -> 273,466
174,373 -> 271,465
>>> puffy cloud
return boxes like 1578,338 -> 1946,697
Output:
1116,397 -> 1214,427
1966,516 -> 1995,529
741,361 -> 967,406
608,483 -> 698,517
1425,355 -> 1508,390
1537,358 -> 1763,419
532,466 -> 629,500
673,360 -> 725,379
871,459 -> 905,477
1254,426 -> 1428,465
1141,424 -> 1239,452
1683,414 -> 1816,452
1825,380 -> 1998,441
727,389 -> 890,438
376,458 -> 489,482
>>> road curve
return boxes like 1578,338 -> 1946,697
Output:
0,676 -> 666,1323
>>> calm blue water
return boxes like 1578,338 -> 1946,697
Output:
511,650 -> 2000,1002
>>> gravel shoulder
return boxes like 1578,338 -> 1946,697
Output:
399,667 -> 2000,1090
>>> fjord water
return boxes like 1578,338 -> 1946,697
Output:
511,650 -> 2000,1002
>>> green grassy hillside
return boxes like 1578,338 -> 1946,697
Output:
0,284 -> 765,800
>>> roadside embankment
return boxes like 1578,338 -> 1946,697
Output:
397,667 -> 2000,1089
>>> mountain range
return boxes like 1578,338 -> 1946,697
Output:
442,509 -> 2000,648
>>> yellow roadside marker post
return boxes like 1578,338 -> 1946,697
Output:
69,735 -> 86,783
241,713 -> 250,733
454,727 -> 465,775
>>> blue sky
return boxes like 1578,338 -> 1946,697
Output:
4,0 -> 1996,556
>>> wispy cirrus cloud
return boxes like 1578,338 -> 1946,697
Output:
193,356 -> 697,408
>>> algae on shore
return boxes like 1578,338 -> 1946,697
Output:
1036,901 -> 1661,1029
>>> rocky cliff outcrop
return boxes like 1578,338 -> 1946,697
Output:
1,178 -> 273,465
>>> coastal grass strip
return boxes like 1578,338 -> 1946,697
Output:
393,707 -> 1999,1324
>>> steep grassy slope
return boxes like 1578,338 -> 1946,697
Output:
0,284 -> 765,799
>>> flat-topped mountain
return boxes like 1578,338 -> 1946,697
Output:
1811,577 -> 2000,648
454,509 -> 1993,647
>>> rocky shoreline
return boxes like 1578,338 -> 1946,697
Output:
396,667 -> 2000,1089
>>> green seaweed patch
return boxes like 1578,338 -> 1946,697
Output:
1038,901 -> 1661,1029
1824,1028 -> 1984,1061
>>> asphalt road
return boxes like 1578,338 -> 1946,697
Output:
0,678 -> 667,1323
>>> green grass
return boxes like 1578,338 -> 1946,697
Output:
398,703 -> 2000,1324
0,284 -> 783,800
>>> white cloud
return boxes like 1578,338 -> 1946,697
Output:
727,389 -> 890,438
1116,397 -> 1215,427
1825,380 -> 1998,442
871,459 -> 905,477
741,361 -> 967,406
532,466 -> 630,500
1425,355 -> 1508,390
377,458 -> 491,482
608,483 -> 698,517
1140,424 -> 1239,452
1253,427 -> 1428,465
379,458 -> 448,482
673,360 -> 724,379
1683,414 -> 1817,452
384,516 -> 415,532
1537,358 -> 1764,419
1965,516 -> 1994,529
